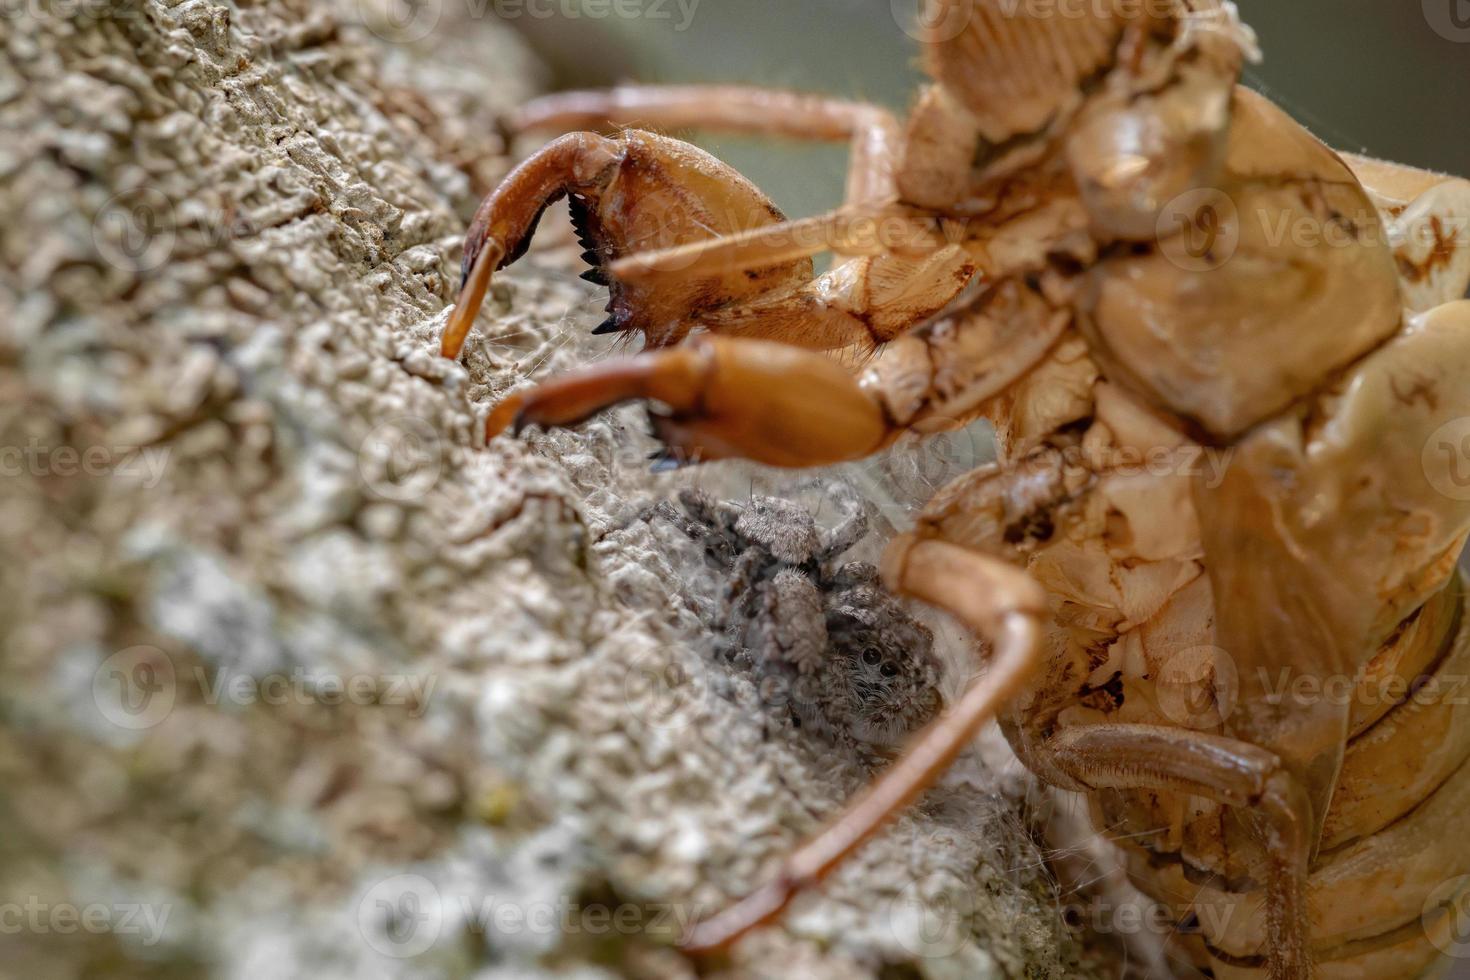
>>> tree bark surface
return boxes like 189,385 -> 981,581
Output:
0,3 -> 1099,977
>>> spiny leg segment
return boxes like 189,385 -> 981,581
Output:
443,132 -> 623,359
443,85 -> 975,362
1040,725 -> 1312,980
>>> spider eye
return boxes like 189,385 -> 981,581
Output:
880,663 -> 899,678
862,648 -> 881,666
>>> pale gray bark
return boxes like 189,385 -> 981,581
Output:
0,2 -> 1103,977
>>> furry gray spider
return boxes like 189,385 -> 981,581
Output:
649,486 -> 944,754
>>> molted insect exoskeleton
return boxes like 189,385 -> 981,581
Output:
446,3 -> 1470,976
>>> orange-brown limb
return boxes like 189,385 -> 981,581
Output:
1041,724 -> 1312,980
606,201 -> 950,284
494,336 -> 894,469
510,84 -> 902,205
443,127 -> 822,356
486,285 -> 1065,448
443,133 -> 624,359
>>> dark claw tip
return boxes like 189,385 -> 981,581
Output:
591,316 -> 621,336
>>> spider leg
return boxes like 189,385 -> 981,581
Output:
511,84 -> 901,205
679,534 -> 1046,952
815,489 -> 869,564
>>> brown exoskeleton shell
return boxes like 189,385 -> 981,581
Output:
443,4 -> 1470,976
921,0 -> 1131,142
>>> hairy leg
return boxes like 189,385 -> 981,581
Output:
692,245 -> 978,350
1038,724 -> 1312,980
604,200 -> 950,284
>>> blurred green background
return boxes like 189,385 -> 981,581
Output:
504,0 -> 1469,219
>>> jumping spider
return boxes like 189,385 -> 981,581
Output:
650,485 -> 944,756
